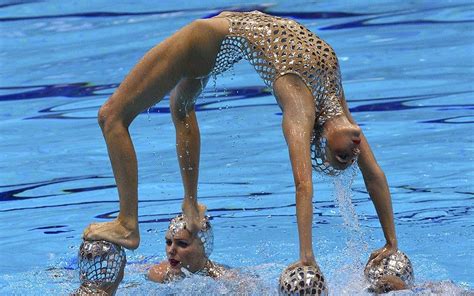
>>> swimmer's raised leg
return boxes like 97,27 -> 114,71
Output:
82,35 -> 184,249
83,18 -> 229,249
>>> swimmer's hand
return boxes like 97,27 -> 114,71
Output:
365,243 -> 397,270
182,201 -> 207,235
371,275 -> 407,293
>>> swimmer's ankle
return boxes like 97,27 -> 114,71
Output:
182,199 -> 199,211
116,216 -> 139,230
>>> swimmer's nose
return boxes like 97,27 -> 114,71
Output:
168,244 -> 177,256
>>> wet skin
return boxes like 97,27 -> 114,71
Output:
165,228 -> 207,272
82,12 -> 399,273
148,228 -> 207,282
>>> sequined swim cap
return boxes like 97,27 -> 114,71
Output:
365,250 -> 414,291
311,123 -> 359,176
74,240 -> 126,295
279,265 -> 328,296
311,134 -> 343,176
167,214 -> 214,258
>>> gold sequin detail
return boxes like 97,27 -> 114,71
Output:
212,11 -> 345,174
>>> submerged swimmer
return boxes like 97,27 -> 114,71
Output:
72,240 -> 126,296
83,10 -> 402,276
148,214 -> 228,282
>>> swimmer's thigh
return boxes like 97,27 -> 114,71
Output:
100,19 -> 224,126
183,18 -> 229,78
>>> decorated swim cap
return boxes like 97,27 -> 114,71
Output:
311,134 -> 343,176
365,250 -> 414,290
75,240 -> 126,294
279,265 -> 328,296
167,214 -> 214,258
310,125 -> 360,176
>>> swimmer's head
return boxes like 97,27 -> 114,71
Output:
74,240 -> 126,296
312,115 -> 361,175
279,264 -> 328,296
165,214 -> 213,273
365,250 -> 414,293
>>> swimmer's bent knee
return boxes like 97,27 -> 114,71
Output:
97,103 -> 111,130
170,99 -> 194,123
97,101 -> 131,133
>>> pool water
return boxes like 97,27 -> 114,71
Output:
1,1 -> 473,295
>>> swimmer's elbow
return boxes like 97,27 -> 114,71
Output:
372,165 -> 387,181
361,161 -> 386,183
295,180 -> 313,197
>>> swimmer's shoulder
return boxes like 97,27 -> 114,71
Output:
147,261 -> 169,283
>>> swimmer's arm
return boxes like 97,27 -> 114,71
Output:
357,133 -> 397,247
282,109 -> 316,265
340,95 -> 398,248
147,262 -> 170,283
374,275 -> 407,292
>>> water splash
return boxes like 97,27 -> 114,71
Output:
2,263 -> 470,295
146,107 -> 151,121
331,164 -> 369,283
211,74 -> 218,98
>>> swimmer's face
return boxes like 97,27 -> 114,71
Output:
165,228 -> 206,273
324,116 -> 361,170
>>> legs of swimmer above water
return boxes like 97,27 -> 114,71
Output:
170,77 -> 209,234
82,19 -> 226,249
274,74 -> 317,266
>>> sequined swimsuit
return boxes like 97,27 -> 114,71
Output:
212,11 -> 345,175
212,10 -> 344,126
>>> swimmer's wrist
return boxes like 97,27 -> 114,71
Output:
385,238 -> 398,249
299,253 -> 316,265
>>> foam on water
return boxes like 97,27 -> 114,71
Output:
1,263 -> 472,295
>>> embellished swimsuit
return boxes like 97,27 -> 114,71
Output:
212,11 -> 345,175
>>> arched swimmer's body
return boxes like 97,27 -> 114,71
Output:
83,10 -> 400,273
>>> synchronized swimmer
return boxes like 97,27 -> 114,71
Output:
80,10 -> 410,293
147,214 -> 228,283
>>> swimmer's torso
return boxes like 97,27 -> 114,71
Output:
212,11 -> 344,125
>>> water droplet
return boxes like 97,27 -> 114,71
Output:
146,108 -> 151,121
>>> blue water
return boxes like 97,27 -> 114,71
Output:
1,1 -> 473,295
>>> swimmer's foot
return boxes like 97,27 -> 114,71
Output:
83,219 -> 140,250
182,200 -> 207,234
